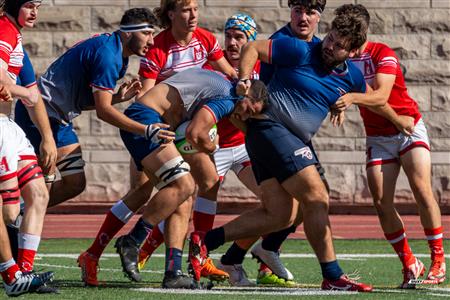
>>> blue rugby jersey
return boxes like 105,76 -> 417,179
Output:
260,24 -> 321,85
265,38 -> 366,143
38,32 -> 128,123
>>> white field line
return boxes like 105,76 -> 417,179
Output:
133,287 -> 359,296
36,253 -> 450,260
34,262 -> 164,274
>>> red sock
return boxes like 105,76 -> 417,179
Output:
17,233 -> 40,272
141,225 -> 165,255
424,226 -> 445,261
259,263 -> 271,273
193,197 -> 216,232
0,260 -> 20,285
385,228 -> 415,267
87,211 -> 127,258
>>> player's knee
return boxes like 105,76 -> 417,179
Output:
302,189 -> 329,211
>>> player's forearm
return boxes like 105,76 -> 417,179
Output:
96,105 -> 146,136
351,90 -> 389,107
26,93 -> 53,141
368,103 -> 400,124
239,42 -> 260,80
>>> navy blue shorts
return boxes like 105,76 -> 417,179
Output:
14,100 -> 79,154
245,118 -> 319,184
120,102 -> 163,171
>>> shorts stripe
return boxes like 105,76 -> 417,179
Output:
399,141 -> 430,156
19,155 -> 37,161
366,158 -> 398,169
0,172 -> 18,181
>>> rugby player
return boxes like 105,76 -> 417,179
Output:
14,8 -> 155,208
333,4 -> 446,288
0,0 -> 54,275
79,68 -> 266,288
0,84 -> 53,297
187,10 -> 374,292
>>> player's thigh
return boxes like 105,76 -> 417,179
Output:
129,158 -> 149,190
184,152 -> 219,193
237,165 -> 261,198
400,147 -> 432,191
260,178 -> 297,223
0,178 -> 20,225
141,142 -> 195,192
56,143 -> 86,182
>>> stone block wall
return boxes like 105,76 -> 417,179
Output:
17,0 -> 450,213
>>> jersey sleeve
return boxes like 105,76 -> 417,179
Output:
198,29 -> 224,62
202,96 -> 237,123
18,51 -> 36,88
138,46 -> 166,79
374,45 -> 398,75
270,38 -> 309,67
90,49 -> 120,91
0,30 -> 15,65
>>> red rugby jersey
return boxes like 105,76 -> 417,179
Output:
139,27 -> 224,84
350,42 -> 421,136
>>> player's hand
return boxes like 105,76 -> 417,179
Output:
334,93 -> 354,111
117,78 -> 142,102
145,123 -> 175,144
330,106 -> 345,127
236,79 -> 251,97
39,138 -> 58,176
394,115 -> 415,136
0,85 -> 13,102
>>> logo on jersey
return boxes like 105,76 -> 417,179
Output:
0,157 -> 10,173
336,87 -> 347,96
193,46 -> 205,61
365,61 -> 374,76
294,147 -> 313,160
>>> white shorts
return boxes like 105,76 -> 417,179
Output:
0,117 -> 37,181
213,143 -> 251,180
366,118 -> 430,168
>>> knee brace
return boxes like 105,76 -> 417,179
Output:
0,186 -> 20,205
57,153 -> 85,177
17,162 -> 43,189
155,156 -> 190,190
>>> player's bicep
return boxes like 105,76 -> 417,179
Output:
92,90 -> 114,111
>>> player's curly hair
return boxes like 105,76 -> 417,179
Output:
154,0 -> 194,29
120,7 -> 157,27
288,0 -> 326,13
249,80 -> 269,109
331,5 -> 368,50
334,4 -> 370,28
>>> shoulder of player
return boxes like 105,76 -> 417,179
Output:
193,27 -> 218,43
367,41 -> 397,60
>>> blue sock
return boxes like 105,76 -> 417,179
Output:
320,260 -> 344,280
165,248 -> 183,273
128,217 -> 153,246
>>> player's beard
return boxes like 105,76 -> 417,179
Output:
128,34 -> 146,57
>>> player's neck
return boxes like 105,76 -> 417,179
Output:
171,28 -> 193,46
5,14 -> 22,31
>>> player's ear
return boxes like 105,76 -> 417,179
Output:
348,48 -> 358,58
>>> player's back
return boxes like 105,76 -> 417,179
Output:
39,32 -> 127,123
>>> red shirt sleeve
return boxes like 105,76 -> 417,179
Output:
196,28 -> 224,62
0,30 -> 16,65
374,44 -> 398,75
